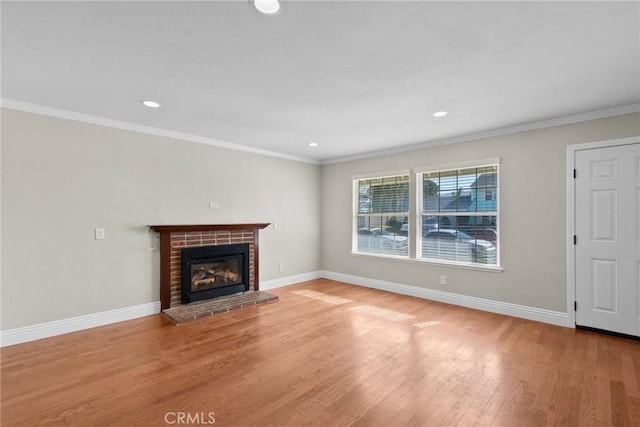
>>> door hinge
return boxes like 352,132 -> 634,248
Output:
573,169 -> 577,179
574,301 -> 577,311
573,235 -> 577,245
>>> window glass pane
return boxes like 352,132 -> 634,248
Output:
476,165 -> 498,181
437,169 -> 457,191
356,214 -> 409,257
470,166 -> 498,212
457,167 -> 477,189
423,227 -> 471,261
363,175 -> 409,213
436,170 -> 459,212
354,174 -> 409,257
422,217 -> 497,265
357,180 -> 372,213
423,174 -> 440,212
471,192 -> 498,212
419,164 -> 499,266
462,215 -> 498,246
421,215 -> 440,233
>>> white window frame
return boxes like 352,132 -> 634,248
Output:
416,159 -> 501,269
352,170 -> 410,259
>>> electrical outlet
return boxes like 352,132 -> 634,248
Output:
440,275 -> 447,285
209,202 -> 219,209
279,264 -> 284,273
95,228 -> 106,240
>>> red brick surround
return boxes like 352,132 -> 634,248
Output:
150,224 -> 270,309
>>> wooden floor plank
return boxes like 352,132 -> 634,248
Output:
2,279 -> 639,426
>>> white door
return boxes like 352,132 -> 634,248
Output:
575,142 -> 640,336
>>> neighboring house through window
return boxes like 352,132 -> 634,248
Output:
417,161 -> 499,267
352,161 -> 499,269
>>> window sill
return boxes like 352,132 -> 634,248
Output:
350,252 -> 504,272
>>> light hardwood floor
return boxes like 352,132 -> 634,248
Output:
2,279 -> 639,426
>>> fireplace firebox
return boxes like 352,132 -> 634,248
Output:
181,243 -> 250,304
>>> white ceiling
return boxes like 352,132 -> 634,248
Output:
2,1 -> 639,163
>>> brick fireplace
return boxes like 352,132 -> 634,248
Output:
150,224 -> 269,310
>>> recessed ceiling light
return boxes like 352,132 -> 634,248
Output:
254,0 -> 280,15
432,111 -> 448,118
141,100 -> 161,108
308,142 -> 319,147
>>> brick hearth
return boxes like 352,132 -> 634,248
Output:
150,224 -> 270,309
161,291 -> 279,324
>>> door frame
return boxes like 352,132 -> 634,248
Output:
566,136 -> 640,328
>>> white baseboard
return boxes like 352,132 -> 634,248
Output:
260,271 -> 323,290
319,270 -> 571,328
1,269 -> 571,347
0,301 -> 161,347
0,271 -> 321,347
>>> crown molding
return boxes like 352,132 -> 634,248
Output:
0,98 -> 320,165
321,103 -> 640,165
3,98 -> 637,166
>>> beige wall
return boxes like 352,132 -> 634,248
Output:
1,109 -> 321,329
320,113 -> 640,313
2,108 -> 639,331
